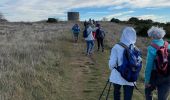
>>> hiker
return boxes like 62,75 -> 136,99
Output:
109,27 -> 141,100
96,24 -> 105,52
145,26 -> 170,100
83,23 -> 95,56
72,24 -> 80,43
84,20 -> 88,28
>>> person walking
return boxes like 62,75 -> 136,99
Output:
96,24 -> 105,52
109,27 -> 139,100
72,24 -> 80,43
84,23 -> 95,56
145,26 -> 170,100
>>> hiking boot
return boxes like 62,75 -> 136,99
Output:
102,49 -> 104,52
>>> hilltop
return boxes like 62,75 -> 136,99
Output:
0,21 -> 164,100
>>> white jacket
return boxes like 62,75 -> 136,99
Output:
109,27 -> 137,86
85,26 -> 94,41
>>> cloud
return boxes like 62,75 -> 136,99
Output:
0,0 -> 114,21
0,0 -> 170,21
106,11 -> 135,20
126,0 -> 170,8
136,14 -> 166,22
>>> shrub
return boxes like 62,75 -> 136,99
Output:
128,17 -> 139,24
110,18 -> 120,23
47,18 -> 58,23
135,24 -> 152,37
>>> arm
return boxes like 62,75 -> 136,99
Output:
145,46 -> 155,84
109,46 -> 118,70
72,26 -> 74,31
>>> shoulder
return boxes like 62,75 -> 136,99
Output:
112,44 -> 124,51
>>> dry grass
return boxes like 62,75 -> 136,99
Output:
0,21 -> 168,100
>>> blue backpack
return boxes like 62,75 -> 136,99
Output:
116,42 -> 142,82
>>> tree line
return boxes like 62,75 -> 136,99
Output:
110,17 -> 170,38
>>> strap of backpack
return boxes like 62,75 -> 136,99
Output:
150,43 -> 160,50
151,41 -> 169,50
117,42 -> 129,50
164,41 -> 169,49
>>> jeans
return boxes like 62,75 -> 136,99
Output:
86,40 -> 94,55
145,75 -> 170,100
97,37 -> 104,51
113,84 -> 134,100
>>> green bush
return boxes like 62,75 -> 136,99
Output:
110,18 -> 120,23
47,18 -> 58,23
128,17 -> 139,24
164,25 -> 170,38
135,24 -> 152,37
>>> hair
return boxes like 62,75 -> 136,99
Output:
147,26 -> 166,39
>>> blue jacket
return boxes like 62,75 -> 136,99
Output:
72,25 -> 80,33
145,39 -> 170,84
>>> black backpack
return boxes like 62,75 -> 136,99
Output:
96,28 -> 105,39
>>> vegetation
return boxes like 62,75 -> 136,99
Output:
0,21 -> 169,100
0,12 -> 7,22
110,18 -> 120,23
110,17 -> 170,38
47,18 -> 59,23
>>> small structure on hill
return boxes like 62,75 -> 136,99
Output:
67,12 -> 79,21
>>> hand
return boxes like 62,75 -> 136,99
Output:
145,83 -> 151,88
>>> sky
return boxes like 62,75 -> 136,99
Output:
0,0 -> 170,22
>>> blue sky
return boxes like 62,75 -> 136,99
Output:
0,0 -> 170,22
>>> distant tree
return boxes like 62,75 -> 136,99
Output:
135,24 -> 152,37
128,17 -> 139,23
166,22 -> 170,26
138,19 -> 153,24
110,18 -> 120,23
47,18 -> 58,23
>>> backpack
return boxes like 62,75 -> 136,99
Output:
75,26 -> 80,32
116,42 -> 142,82
96,28 -> 105,39
83,29 -> 88,38
72,26 -> 80,33
151,41 -> 170,76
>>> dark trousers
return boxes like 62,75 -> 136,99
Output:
97,38 -> 104,51
114,84 -> 134,100
73,33 -> 79,42
145,76 -> 170,100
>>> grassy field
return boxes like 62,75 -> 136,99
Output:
0,21 -> 168,100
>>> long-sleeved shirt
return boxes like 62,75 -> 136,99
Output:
109,44 -> 135,86
85,26 -> 95,41
145,39 -> 170,84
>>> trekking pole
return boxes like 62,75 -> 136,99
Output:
106,82 -> 112,100
133,83 -> 145,98
99,79 -> 110,100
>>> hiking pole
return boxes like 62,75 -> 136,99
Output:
106,82 -> 111,100
133,83 -> 145,98
99,79 -> 110,100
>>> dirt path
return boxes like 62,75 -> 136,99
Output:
64,39 -> 109,100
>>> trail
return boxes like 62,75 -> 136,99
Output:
63,38 -> 110,100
